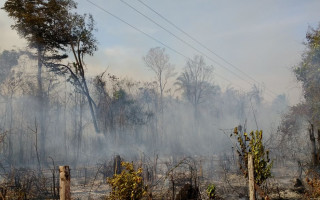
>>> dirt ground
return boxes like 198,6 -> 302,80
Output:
70,165 -> 306,200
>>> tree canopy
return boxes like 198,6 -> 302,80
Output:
175,55 -> 215,109
3,0 -> 100,132
293,24 -> 320,125
3,0 -> 76,53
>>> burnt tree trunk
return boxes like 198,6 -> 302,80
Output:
37,46 -> 46,162
317,129 -> 320,164
113,155 -> 122,175
82,78 -> 99,133
309,124 -> 318,166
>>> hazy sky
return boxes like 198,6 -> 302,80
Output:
1,0 -> 320,104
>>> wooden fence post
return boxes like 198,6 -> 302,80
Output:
59,166 -> 71,200
114,155 -> 122,175
84,168 -> 87,185
248,154 -> 255,200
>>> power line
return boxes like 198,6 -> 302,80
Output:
86,0 -> 275,102
120,0 -> 276,100
85,0 -> 243,91
119,0 -> 256,89
85,0 -> 184,58
135,0 -> 278,98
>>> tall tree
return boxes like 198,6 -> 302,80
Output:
3,0 -> 100,143
279,24 -> 320,166
175,55 -> 215,135
143,47 -> 175,143
293,24 -> 320,166
175,55 -> 215,117
143,47 -> 175,113
3,0 -> 76,161
294,24 -> 320,127
47,13 -> 100,133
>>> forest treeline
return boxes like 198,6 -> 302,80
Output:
2,0 -> 320,174
0,0 -> 291,168
0,46 -> 287,166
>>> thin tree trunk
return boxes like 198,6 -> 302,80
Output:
317,129 -> 320,164
309,124 -> 317,166
70,44 -> 99,133
37,46 -> 46,162
82,78 -> 99,133
19,106 -> 25,164
76,93 -> 84,165
8,95 -> 13,166
193,104 -> 199,135
73,92 -> 78,163
64,79 -> 68,160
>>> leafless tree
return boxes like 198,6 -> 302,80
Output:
143,47 -> 176,112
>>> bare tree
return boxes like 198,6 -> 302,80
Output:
143,47 -> 176,112
0,50 -> 22,164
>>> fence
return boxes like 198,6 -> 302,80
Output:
0,154 -> 301,200
0,164 -> 109,200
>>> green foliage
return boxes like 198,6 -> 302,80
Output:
232,126 -> 273,186
293,24 -> 320,125
2,0 -> 97,75
0,49 -> 21,83
175,55 -> 215,108
3,0 -> 100,132
206,183 -> 216,199
107,162 -> 147,200
2,0 -> 76,51
306,170 -> 320,198
113,88 -> 126,101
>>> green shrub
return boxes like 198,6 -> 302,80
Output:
107,161 -> 147,200
206,183 -> 216,199
232,126 -> 273,186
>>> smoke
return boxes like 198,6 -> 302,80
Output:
0,49 -> 289,169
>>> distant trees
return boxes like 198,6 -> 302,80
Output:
271,94 -> 288,114
174,55 -> 216,135
175,55 -> 215,118
0,50 -> 23,165
92,73 -> 149,145
0,1 -> 293,166
0,50 -> 21,84
143,47 -> 176,143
